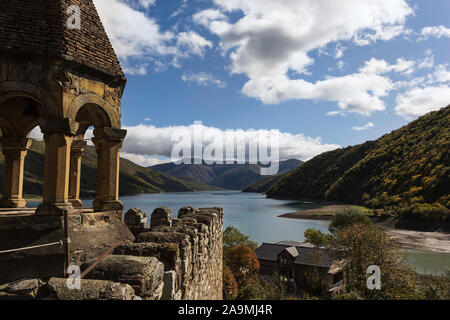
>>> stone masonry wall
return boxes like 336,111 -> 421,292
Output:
120,206 -> 223,300
0,206 -> 223,300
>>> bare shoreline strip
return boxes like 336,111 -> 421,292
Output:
278,207 -> 450,254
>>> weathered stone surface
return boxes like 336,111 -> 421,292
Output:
42,278 -> 135,300
162,271 -> 178,300
3,279 -> 43,299
178,206 -> 195,219
124,208 -> 147,237
81,255 -> 164,297
136,207 -> 223,300
150,207 -> 172,229
114,242 -> 180,272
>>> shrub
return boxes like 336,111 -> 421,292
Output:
329,207 -> 372,233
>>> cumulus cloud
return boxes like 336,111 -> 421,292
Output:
118,123 -> 339,166
194,0 -> 413,115
420,25 -> 450,39
359,57 -> 415,75
394,86 -> 450,118
241,70 -> 392,115
93,0 -> 213,74
352,122 -> 374,131
182,72 -> 227,88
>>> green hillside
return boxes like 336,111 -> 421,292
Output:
0,140 -> 218,198
267,106 -> 450,222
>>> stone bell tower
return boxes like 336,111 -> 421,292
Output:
0,0 -> 134,283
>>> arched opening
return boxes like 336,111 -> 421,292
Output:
0,96 -> 42,209
70,104 -> 113,209
23,125 -> 45,208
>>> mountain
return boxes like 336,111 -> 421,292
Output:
150,159 -> 303,190
266,106 -> 450,221
0,140 -> 219,198
242,174 -> 286,193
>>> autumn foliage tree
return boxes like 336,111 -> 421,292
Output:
227,245 -> 260,286
330,223 -> 418,299
223,265 -> 239,300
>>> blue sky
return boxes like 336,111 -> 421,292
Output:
91,0 -> 450,166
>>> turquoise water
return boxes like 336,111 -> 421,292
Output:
405,249 -> 450,275
120,190 -> 330,244
120,191 -> 450,275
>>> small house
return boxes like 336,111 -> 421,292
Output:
255,240 -> 347,294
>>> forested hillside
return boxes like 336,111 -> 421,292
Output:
267,106 -> 450,222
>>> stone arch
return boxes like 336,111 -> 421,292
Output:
0,81 -> 59,118
67,94 -> 120,132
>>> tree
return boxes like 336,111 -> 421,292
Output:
330,223 -> 418,299
223,265 -> 238,300
236,280 -> 267,300
227,245 -> 260,286
329,207 -> 372,233
224,226 -> 258,254
304,228 -> 329,245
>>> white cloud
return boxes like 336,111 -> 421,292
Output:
326,110 -> 343,116
176,31 -> 212,57
430,64 -> 450,84
193,9 -> 227,27
420,25 -> 450,39
241,70 -> 392,115
195,0 -> 413,114
120,124 -> 339,163
94,0 -> 213,74
28,127 -> 43,140
182,72 -> 227,88
121,153 -> 170,167
417,50 -> 434,69
395,85 -> 450,118
352,122 -> 374,131
359,57 -> 415,75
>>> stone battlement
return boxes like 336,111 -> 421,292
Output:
0,206 -> 223,300
118,206 -> 224,300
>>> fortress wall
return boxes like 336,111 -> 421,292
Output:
122,206 -> 223,300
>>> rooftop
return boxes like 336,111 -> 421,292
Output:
255,241 -> 335,268
0,0 -> 124,78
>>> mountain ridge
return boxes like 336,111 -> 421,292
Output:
150,159 -> 303,190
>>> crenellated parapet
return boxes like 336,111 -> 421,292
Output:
119,206 -> 224,300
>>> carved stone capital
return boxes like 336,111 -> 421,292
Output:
39,117 -> 79,137
0,137 -> 32,152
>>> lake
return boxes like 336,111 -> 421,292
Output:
119,190 -> 450,275
30,190 -> 448,275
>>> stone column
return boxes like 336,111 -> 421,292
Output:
92,127 -> 127,212
69,139 -> 87,208
0,137 -> 32,208
36,132 -> 74,215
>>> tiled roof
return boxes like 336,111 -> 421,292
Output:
255,242 -> 335,268
0,0 -> 124,78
